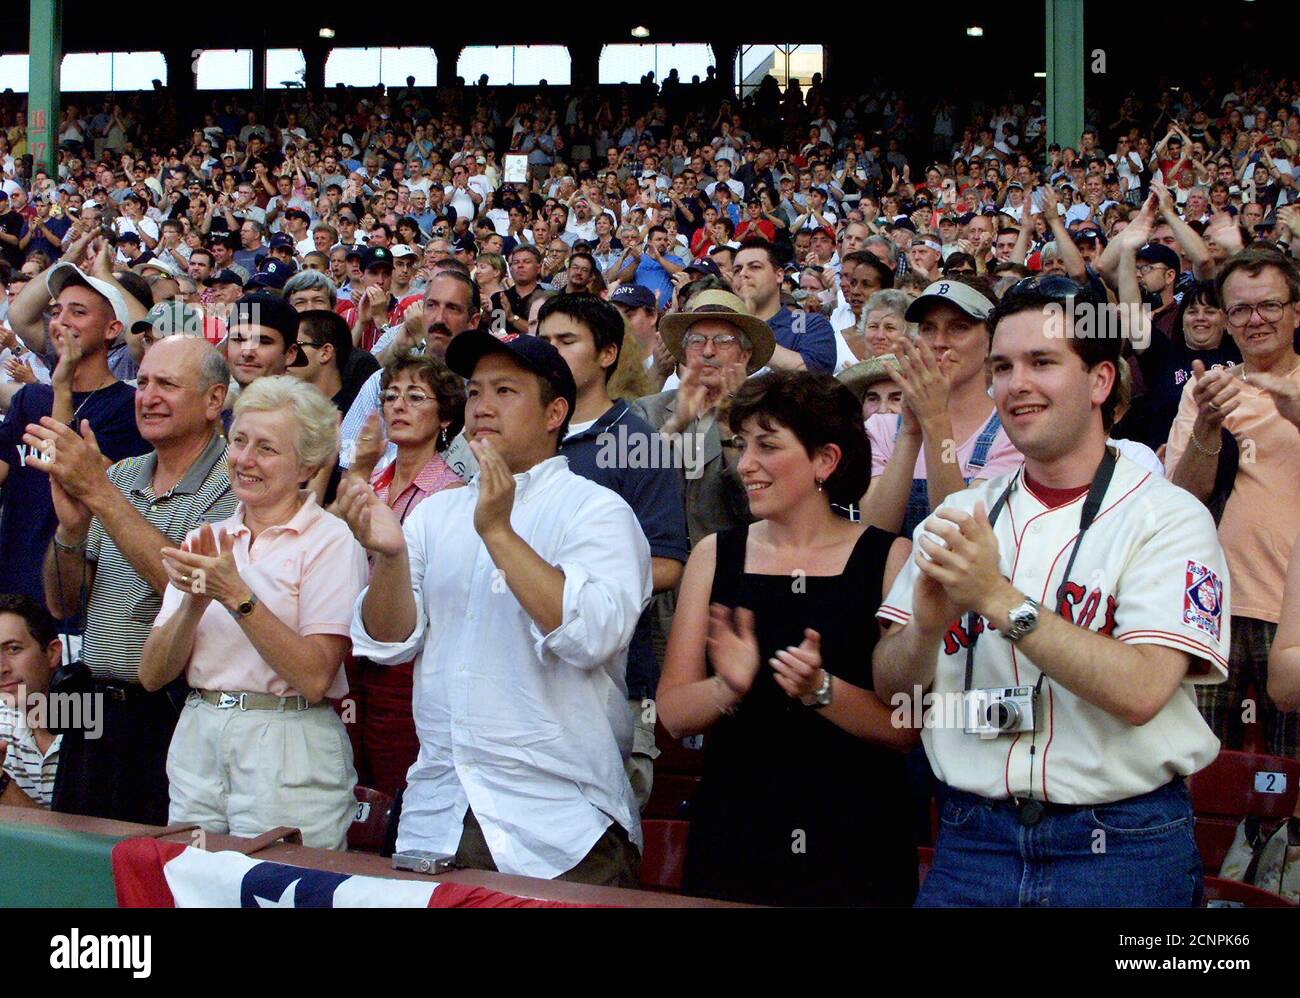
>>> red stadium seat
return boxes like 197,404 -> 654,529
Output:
653,719 -> 705,773
1203,876 -> 1297,908
917,846 -> 934,889
644,773 -> 701,820
347,786 -> 394,853
646,720 -> 705,819
1189,750 -> 1300,871
640,819 -> 689,891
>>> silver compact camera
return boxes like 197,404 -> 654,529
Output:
391,850 -> 457,875
964,686 -> 1038,738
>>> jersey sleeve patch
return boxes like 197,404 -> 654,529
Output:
1183,560 -> 1224,641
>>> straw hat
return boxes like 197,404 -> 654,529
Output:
835,353 -> 901,402
658,290 -> 775,373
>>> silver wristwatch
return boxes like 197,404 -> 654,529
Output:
1001,596 -> 1040,643
801,670 -> 833,708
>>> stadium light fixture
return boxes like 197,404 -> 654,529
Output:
966,26 -> 984,37
631,26 -> 650,38
319,27 -> 336,39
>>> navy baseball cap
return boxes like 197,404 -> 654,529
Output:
446,330 -> 577,424
248,258 -> 294,291
229,292 -> 306,365
1136,242 -> 1180,270
268,232 -> 295,251
204,268 -> 245,288
610,284 -> 658,310
686,258 -> 723,279
1072,225 -> 1109,247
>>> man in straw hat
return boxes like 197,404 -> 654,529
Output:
632,289 -> 774,547
836,353 -> 904,420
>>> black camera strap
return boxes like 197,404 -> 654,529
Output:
962,446 -> 1118,695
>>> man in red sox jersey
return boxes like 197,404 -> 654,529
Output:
874,276 -> 1231,907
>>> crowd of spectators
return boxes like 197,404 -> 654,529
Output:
1,66 -> 1300,906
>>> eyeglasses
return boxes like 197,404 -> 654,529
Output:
1135,264 -> 1168,276
1225,299 -> 1291,326
381,389 -> 436,407
683,333 -> 742,351
295,339 -> 325,351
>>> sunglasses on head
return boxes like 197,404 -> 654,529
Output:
1005,274 -> 1104,308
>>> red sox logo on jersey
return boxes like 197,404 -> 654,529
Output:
1183,560 -> 1223,641
942,582 -> 1118,655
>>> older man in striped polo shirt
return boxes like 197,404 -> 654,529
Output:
24,337 -> 237,825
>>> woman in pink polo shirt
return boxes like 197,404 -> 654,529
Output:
141,376 -> 369,850
345,352 -> 466,797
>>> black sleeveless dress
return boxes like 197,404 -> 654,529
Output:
681,525 -> 918,907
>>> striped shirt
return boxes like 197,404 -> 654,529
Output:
0,705 -> 60,808
82,432 -> 237,683
371,451 -> 464,523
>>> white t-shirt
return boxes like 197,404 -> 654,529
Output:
563,419 -> 598,440
113,215 -> 160,242
445,184 -> 477,222
1109,437 -> 1164,477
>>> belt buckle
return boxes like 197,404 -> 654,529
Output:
217,692 -> 240,710
1016,798 -> 1044,827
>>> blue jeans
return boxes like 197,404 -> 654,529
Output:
917,780 -> 1203,907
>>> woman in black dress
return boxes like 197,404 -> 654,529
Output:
657,371 -> 919,906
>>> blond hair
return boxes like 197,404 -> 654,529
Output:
232,375 -> 339,470
608,315 -> 653,402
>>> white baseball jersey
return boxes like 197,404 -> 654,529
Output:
878,453 -> 1230,806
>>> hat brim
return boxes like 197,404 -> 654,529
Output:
904,286 -> 994,324
835,354 -> 901,402
444,330 -> 576,415
657,308 -> 776,373
46,263 -> 131,329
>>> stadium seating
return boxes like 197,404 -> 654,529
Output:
639,819 -> 689,891
1189,750 -> 1300,871
347,786 -> 395,853
1203,876 -> 1297,908
643,720 -> 704,819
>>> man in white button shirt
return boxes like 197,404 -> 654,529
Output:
874,276 -> 1230,907
340,331 -> 651,886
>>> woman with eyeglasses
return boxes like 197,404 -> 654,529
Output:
344,352 -> 466,797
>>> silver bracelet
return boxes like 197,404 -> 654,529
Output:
710,675 -> 738,716
53,534 -> 88,554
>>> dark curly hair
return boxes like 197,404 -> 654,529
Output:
728,370 -> 871,507
380,351 -> 466,450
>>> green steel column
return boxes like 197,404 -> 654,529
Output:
28,0 -> 62,178
1046,0 -> 1084,148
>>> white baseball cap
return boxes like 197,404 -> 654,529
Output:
389,244 -> 419,260
45,263 -> 132,328
139,257 -> 182,278
905,279 -> 996,323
